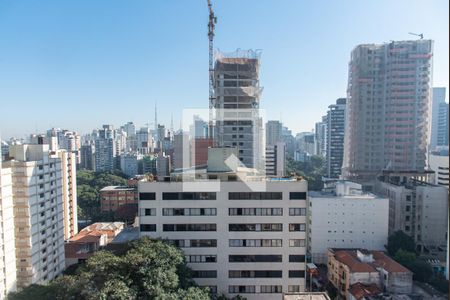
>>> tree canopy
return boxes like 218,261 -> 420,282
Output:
286,155 -> 325,191
8,237 -> 210,300
386,230 -> 416,256
77,170 -> 129,222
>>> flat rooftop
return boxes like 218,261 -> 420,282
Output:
283,293 -> 331,300
100,186 -> 136,192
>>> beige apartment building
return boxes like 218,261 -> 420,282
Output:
2,144 -> 74,289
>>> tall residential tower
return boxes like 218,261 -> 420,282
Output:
343,40 -> 433,184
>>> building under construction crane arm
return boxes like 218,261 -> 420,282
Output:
207,0 -> 217,141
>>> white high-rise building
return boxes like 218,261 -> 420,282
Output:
4,144 -> 66,288
265,142 -> 286,177
0,161 -> 17,298
57,150 -> 78,240
308,181 -> 388,264
139,169 -> 308,299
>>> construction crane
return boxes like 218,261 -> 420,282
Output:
207,0 -> 217,141
408,32 -> 424,39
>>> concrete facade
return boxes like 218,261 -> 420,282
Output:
308,181 -> 388,264
343,40 -> 434,182
5,144 -> 66,289
139,176 -> 308,299
0,166 -> 17,298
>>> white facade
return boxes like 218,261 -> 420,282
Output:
428,153 -> 449,188
139,178 -> 308,299
308,181 -> 388,264
57,150 -> 78,240
265,142 -> 286,177
377,175 -> 448,251
120,154 -> 140,178
0,167 -> 17,298
4,144 -> 66,288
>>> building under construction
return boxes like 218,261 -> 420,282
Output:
212,49 -> 264,170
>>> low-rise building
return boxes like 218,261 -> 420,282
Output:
65,222 -> 124,267
327,249 -> 413,299
100,186 -> 138,213
308,181 -> 388,264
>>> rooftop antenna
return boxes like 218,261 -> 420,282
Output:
408,32 -> 424,39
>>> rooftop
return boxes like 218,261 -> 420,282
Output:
283,292 -> 331,300
330,249 -> 412,274
100,186 -> 136,192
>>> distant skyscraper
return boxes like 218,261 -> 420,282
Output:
190,115 -> 208,139
430,88 -> 449,149
265,142 -> 286,177
343,40 -> 433,183
326,98 -> 346,179
213,50 -> 263,170
79,143 -> 95,170
314,116 -> 327,157
94,138 -> 115,172
266,120 -> 282,147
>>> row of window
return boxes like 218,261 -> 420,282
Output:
229,285 -> 301,294
141,223 -> 306,232
183,255 -> 305,263
168,239 -> 217,248
141,207 -> 306,216
228,270 -> 305,278
163,208 -> 217,216
139,192 -> 307,201
167,239 -> 305,248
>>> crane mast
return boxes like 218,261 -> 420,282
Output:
207,0 -> 217,141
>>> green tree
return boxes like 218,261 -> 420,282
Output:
386,231 -> 416,256
394,249 -> 416,267
408,259 -> 433,282
8,238 -> 209,300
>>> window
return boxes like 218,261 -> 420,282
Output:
140,208 -> 156,216
139,193 -> 156,200
289,270 -> 305,278
289,223 -> 306,231
163,208 -> 217,216
406,205 -> 411,212
289,255 -> 305,262
140,224 -> 156,231
289,239 -> 306,247
190,239 -> 217,247
260,285 -> 282,293
228,192 -> 282,200
229,223 -> 282,232
228,286 -> 255,294
289,208 -> 306,216
163,224 -> 216,231
229,239 -> 282,247
229,208 -> 283,216
290,192 -> 306,200
229,255 -> 282,263
192,270 -> 217,278
288,285 -> 301,293
162,192 -> 216,200
229,270 -> 282,278
186,255 -> 217,263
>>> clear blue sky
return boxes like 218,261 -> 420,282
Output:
0,0 -> 448,139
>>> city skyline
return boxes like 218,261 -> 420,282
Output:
0,0 -> 448,138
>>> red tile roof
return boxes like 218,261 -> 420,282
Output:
334,250 -> 377,273
349,282 -> 381,300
